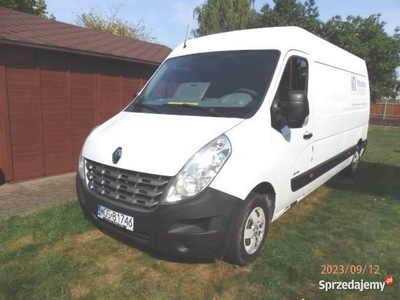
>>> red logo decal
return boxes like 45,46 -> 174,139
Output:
385,275 -> 395,286
351,76 -> 357,92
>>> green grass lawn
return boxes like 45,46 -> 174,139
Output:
1,126 -> 399,300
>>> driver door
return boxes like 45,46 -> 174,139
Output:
270,51 -> 314,215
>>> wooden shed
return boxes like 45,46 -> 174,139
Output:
0,7 -> 171,184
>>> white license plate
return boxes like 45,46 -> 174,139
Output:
97,205 -> 134,232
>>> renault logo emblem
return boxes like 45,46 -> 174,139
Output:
112,147 -> 122,164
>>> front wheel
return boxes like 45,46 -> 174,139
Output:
224,192 -> 271,266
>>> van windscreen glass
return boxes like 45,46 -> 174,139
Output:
126,50 -> 280,118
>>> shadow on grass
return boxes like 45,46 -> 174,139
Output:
326,161 -> 400,201
122,237 -> 216,265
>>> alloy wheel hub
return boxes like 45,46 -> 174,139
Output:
244,207 -> 266,254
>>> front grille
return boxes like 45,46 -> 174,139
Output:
85,159 -> 171,210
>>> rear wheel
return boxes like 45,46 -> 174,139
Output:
225,192 -> 271,266
343,144 -> 361,177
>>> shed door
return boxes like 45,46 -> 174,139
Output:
3,45 -> 153,182
6,47 -> 45,180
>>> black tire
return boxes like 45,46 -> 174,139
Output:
343,144 -> 361,177
224,192 -> 271,266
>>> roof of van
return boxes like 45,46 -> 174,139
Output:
170,27 -> 367,76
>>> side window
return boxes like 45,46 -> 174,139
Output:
277,56 -> 308,101
271,56 -> 309,130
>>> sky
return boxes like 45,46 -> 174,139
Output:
46,0 -> 400,49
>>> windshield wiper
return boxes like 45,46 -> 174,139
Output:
162,103 -> 224,117
132,102 -> 161,114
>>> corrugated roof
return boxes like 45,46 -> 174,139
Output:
0,7 -> 171,65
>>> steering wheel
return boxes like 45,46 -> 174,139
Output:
234,88 -> 258,98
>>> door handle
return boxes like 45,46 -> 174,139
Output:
303,132 -> 313,140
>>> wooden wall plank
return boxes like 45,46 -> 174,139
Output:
120,64 -> 142,108
121,77 -> 137,108
69,56 -> 96,168
38,51 -> 72,175
98,61 -> 121,123
0,45 -> 13,181
6,46 -> 45,181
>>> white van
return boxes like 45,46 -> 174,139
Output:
76,27 -> 369,266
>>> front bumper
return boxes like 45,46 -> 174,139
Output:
76,174 -> 242,259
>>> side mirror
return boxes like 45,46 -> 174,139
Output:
280,91 -> 309,128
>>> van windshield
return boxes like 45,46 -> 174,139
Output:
126,50 -> 280,118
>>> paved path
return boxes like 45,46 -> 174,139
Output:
0,173 -> 76,220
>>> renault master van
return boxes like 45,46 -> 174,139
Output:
76,27 -> 369,266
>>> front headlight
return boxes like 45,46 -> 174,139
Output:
78,152 -> 85,180
163,134 -> 232,203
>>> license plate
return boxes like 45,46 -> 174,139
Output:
97,205 -> 134,232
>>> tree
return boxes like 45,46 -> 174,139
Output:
0,0 -> 54,18
193,0 -> 399,101
76,6 -> 156,42
321,15 -> 400,101
257,0 -> 321,35
192,0 -> 258,37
